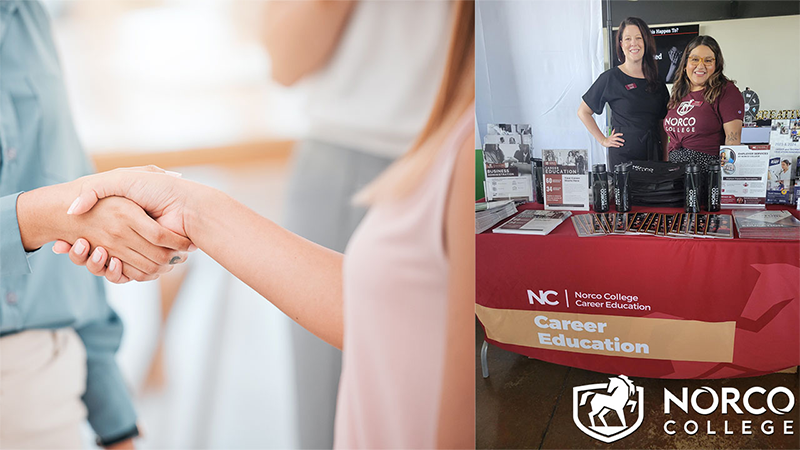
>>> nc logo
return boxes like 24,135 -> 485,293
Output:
573,375 -> 644,443
528,289 -> 558,305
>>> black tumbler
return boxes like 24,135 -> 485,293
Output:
533,158 -> 544,204
592,164 -> 609,212
685,163 -> 701,213
614,163 -> 631,212
706,163 -> 721,212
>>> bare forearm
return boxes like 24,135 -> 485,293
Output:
185,187 -> 344,348
17,184 -> 76,251
577,107 -> 607,145
723,119 -> 743,145
263,0 -> 355,85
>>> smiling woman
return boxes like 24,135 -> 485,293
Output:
578,17 -> 670,169
664,35 -> 744,168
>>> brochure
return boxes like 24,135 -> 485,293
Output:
492,209 -> 572,236
483,124 -> 534,201
719,145 -> 770,208
571,214 -> 598,237
766,119 -> 800,205
541,149 -> 590,211
704,214 -> 734,239
733,209 -> 800,240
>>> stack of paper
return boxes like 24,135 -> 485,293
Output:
733,210 -> 800,240
475,201 -> 518,234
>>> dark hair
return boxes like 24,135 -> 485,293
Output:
783,159 -> 791,165
616,17 -> 659,93
668,35 -> 734,109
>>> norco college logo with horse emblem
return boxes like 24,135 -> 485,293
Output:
573,375 -> 644,443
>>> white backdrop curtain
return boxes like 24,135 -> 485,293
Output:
476,0 -> 608,167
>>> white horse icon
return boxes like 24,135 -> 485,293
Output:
579,375 -> 637,427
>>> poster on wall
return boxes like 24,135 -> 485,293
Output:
482,124 -> 534,201
613,24 -> 699,84
542,149 -> 590,211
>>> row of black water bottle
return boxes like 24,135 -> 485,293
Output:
591,162 -> 721,213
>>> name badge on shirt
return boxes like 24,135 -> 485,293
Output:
625,83 -> 637,90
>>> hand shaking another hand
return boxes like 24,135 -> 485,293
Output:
52,166 -> 197,284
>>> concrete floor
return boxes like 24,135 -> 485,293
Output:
476,320 -> 800,449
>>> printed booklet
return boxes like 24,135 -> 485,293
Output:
733,209 -> 800,240
492,210 -> 572,236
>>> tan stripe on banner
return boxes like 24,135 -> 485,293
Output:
476,304 -> 735,363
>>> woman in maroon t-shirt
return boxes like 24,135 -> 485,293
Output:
663,35 -> 744,168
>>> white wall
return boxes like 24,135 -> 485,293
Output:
476,0 -> 607,166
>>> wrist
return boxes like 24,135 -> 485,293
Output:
182,181 -> 220,245
17,183 -> 78,251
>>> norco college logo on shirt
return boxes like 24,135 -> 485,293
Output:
676,99 -> 703,116
665,100 -> 704,132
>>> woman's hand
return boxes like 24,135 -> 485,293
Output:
51,165 -> 202,283
59,196 -> 190,282
53,239 -> 131,283
600,128 -> 625,148
67,166 -> 194,238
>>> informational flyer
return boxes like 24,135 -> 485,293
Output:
766,119 -> 800,204
542,149 -> 589,211
719,145 -> 770,208
482,124 -> 534,201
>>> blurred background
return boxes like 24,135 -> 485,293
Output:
43,1 -> 307,447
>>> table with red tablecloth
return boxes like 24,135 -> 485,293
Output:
476,204 -> 800,379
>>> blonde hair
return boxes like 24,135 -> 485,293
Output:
355,1 -> 475,204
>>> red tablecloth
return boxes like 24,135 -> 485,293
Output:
476,204 -> 800,379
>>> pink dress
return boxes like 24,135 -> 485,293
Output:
334,106 -> 474,449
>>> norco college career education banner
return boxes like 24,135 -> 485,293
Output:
475,239 -> 800,379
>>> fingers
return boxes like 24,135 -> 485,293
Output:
68,238 -> 92,267
88,246 -> 120,278
106,257 -> 131,284
131,211 -> 193,252
604,129 -> 625,148
129,165 -> 182,178
55,236 -> 170,283
120,259 -> 163,283
67,167 -> 181,216
52,240 -> 72,254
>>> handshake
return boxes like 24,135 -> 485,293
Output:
19,166 -> 201,284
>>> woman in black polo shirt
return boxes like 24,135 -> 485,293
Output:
578,17 -> 669,169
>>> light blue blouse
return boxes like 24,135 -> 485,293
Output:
0,1 -> 136,442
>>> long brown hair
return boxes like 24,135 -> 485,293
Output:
356,1 -> 475,203
668,35 -> 734,109
616,17 -> 659,93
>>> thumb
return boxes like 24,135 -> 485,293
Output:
67,188 -> 100,216
67,170 -> 135,216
